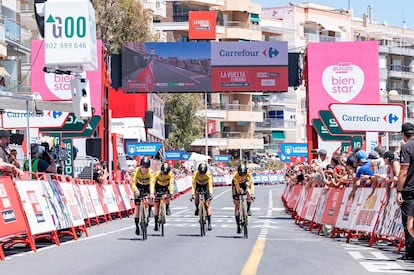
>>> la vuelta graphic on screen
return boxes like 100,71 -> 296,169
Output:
219,71 -> 249,88
322,62 -> 365,103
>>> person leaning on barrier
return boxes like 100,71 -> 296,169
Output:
348,150 -> 374,200
23,143 -> 57,173
0,130 -> 23,176
397,122 -> 414,260
93,161 -> 109,184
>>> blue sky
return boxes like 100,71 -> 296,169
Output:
257,1 -> 414,29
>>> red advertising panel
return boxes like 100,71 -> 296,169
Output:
211,67 -> 288,92
0,177 -> 29,238
207,120 -> 216,135
307,41 -> 379,124
189,11 -> 216,40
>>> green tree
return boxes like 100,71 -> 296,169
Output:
162,94 -> 204,150
92,0 -> 153,53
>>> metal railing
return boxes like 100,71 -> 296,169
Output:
255,118 -> 297,129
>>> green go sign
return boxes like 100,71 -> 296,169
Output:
47,15 -> 86,38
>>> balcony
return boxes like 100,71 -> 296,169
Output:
387,65 -> 414,79
218,21 -> 262,41
255,118 -> 297,130
304,33 -> 342,43
178,0 -> 224,7
142,0 -> 156,12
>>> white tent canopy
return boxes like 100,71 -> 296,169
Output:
188,152 -> 210,161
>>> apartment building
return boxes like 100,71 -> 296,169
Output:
261,2 -> 414,152
0,0 -> 34,94
153,0 -> 265,160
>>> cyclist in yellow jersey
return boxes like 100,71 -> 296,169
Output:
232,164 -> 255,234
131,157 -> 154,235
191,162 -> 213,230
153,162 -> 174,231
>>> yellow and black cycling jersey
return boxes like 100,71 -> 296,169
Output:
192,171 -> 213,196
153,171 -> 175,195
131,167 -> 154,195
232,171 -> 254,195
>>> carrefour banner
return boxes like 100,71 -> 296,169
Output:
121,41 -> 288,93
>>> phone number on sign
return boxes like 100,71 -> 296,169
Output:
45,42 -> 87,49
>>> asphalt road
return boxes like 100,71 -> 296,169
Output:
2,185 -> 414,275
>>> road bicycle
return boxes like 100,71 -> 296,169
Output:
191,189 -> 208,236
156,191 -> 168,237
138,194 -> 149,240
239,192 -> 248,239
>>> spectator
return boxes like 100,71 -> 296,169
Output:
349,150 -> 374,200
23,143 -> 57,173
317,149 -> 330,170
9,149 -> 20,168
0,130 -> 23,176
93,161 -> 109,184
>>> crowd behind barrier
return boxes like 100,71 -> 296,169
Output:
0,172 -> 195,260
281,146 -> 407,254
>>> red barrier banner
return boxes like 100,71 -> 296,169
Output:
112,183 -> 126,212
14,180 -> 57,235
286,185 -> 303,210
102,184 -> 120,214
313,188 -> 329,225
335,188 -> 362,230
376,189 -> 404,238
39,179 -> 72,230
117,183 -> 134,210
0,177 -> 30,239
87,184 -> 105,216
304,188 -> 323,221
78,184 -> 97,219
353,188 -> 386,232
320,188 -> 345,226
296,187 -> 312,219
55,182 -> 85,227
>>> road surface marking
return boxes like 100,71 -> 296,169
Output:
241,190 -> 273,275
359,262 -> 409,273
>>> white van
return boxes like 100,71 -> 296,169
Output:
111,117 -> 147,142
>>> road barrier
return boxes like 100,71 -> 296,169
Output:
0,173 -> 196,260
282,184 -> 405,253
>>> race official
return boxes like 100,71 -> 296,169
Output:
397,122 -> 414,260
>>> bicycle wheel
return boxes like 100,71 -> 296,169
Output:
140,203 -> 147,240
199,202 -> 205,236
160,202 -> 165,237
242,200 -> 248,239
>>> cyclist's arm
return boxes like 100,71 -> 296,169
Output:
248,173 -> 255,195
207,172 -> 213,196
149,173 -> 155,196
233,177 -> 241,194
131,168 -> 138,193
192,172 -> 197,196
169,173 -> 175,195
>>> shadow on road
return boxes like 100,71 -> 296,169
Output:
215,235 -> 245,239
176,234 -> 204,238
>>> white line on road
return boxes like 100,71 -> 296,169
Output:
348,251 -> 365,260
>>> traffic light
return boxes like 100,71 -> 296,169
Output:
70,78 -> 92,119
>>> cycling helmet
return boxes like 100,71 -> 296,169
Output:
160,162 -> 171,175
140,157 -> 151,168
198,162 -> 208,174
237,164 -> 248,176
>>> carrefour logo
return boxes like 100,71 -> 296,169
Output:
47,111 -> 63,119
262,47 -> 279,58
383,113 -> 399,124
46,14 -> 86,38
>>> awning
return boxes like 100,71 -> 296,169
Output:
250,13 -> 261,23
0,92 -> 74,113
271,131 -> 285,140
319,23 -> 343,33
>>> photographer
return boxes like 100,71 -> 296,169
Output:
93,161 -> 109,184
23,143 -> 57,173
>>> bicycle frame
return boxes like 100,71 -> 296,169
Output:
138,195 -> 149,240
156,192 -> 167,237
239,192 -> 248,239
197,189 -> 207,236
